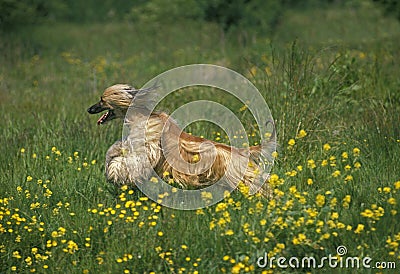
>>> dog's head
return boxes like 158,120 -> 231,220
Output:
87,84 -> 139,125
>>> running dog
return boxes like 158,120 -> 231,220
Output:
88,84 -> 275,196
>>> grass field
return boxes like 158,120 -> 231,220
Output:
1,3 -> 400,273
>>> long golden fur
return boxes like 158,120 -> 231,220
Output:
88,84 -> 275,197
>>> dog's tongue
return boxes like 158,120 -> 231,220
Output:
97,112 -> 108,125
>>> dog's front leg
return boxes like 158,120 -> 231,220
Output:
105,140 -> 129,185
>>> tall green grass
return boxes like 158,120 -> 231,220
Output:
1,4 -> 399,273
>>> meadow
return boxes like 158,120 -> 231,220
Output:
1,2 -> 400,273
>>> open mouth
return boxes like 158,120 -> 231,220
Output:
88,102 -> 117,125
96,110 -> 116,125
97,111 -> 109,125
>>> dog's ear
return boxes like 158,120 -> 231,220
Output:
123,84 -> 159,97
136,82 -> 160,94
123,86 -> 138,97
127,82 -> 160,112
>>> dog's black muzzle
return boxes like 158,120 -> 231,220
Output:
87,102 -> 108,114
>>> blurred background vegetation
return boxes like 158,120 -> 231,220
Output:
1,0 -> 399,32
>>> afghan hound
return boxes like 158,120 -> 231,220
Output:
88,84 -> 275,197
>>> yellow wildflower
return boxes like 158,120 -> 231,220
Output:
383,187 -> 391,193
192,154 -> 200,162
388,198 -> 396,205
332,170 -> 341,177
307,159 -> 316,169
296,129 -> 307,138
354,224 -> 365,234
315,194 -> 325,207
